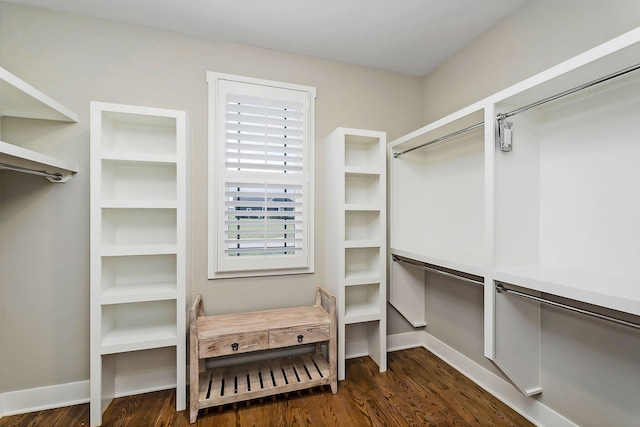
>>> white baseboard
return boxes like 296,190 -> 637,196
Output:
344,338 -> 370,360
113,367 -> 176,398
387,330 -> 424,352
2,333 -> 575,427
0,368 -> 175,419
0,380 -> 89,418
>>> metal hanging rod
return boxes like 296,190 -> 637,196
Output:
393,122 -> 484,158
392,255 -> 484,287
0,162 -> 63,181
497,62 -> 640,122
496,283 -> 640,331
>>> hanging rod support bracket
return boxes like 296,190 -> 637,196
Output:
497,118 -> 513,152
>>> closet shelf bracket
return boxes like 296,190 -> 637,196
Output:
497,118 -> 513,152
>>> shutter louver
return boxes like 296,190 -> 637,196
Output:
225,94 -> 304,174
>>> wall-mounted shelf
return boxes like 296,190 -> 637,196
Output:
0,66 -> 78,182
493,266 -> 640,317
0,141 -> 79,182
0,66 -> 78,122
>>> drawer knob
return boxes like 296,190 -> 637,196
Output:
231,343 -> 239,351
297,334 -> 304,343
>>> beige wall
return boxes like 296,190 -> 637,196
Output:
0,1 -> 423,393
422,0 -> 640,123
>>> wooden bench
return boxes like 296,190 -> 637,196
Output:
189,286 -> 337,423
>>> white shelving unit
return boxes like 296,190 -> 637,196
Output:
389,27 -> 640,398
326,128 -> 387,381
389,108 -> 485,275
90,102 -> 187,426
389,108 -> 485,328
0,66 -> 78,182
493,39 -> 640,317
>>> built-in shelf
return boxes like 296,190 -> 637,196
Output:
0,140 -> 79,182
101,244 -> 178,257
0,66 -> 79,182
0,66 -> 78,122
326,127 -> 387,381
100,324 -> 178,355
90,102 -> 187,426
494,265 -> 640,317
101,160 -> 177,201
390,248 -> 484,279
101,200 -> 178,209
100,253 -> 177,305
389,108 -> 485,275
345,173 -> 381,205
100,152 -> 177,164
344,283 -> 382,323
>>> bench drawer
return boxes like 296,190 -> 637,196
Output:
199,331 -> 268,358
269,324 -> 330,348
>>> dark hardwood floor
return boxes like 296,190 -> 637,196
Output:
0,347 -> 534,426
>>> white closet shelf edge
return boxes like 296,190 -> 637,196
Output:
493,265 -> 640,317
0,140 -> 79,179
0,66 -> 78,122
100,324 -> 178,354
390,248 -> 485,278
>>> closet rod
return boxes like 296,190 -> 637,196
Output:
496,284 -> 640,331
392,255 -> 484,287
497,62 -> 640,121
393,122 -> 484,158
0,162 -> 63,181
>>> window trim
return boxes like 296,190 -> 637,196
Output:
207,72 -> 316,279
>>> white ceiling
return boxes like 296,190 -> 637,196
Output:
5,0 -> 529,76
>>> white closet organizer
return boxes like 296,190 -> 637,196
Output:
90,102 -> 187,427
389,27 -> 640,398
389,108 -> 486,327
490,29 -> 640,395
0,66 -> 78,182
326,128 -> 387,381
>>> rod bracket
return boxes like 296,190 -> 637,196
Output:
497,118 -> 513,152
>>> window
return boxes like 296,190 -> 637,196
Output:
207,72 -> 316,278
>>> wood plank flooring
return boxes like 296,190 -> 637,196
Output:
0,347 -> 534,426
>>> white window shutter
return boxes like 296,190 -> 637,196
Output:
208,73 -> 315,278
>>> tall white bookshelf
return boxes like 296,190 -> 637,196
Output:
89,102 -> 187,426
326,128 -> 387,380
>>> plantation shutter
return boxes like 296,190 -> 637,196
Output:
208,73 -> 315,277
